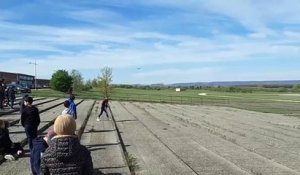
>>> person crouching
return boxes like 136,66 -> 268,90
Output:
0,120 -> 23,161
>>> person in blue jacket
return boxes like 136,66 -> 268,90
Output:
30,128 -> 56,175
68,94 -> 77,120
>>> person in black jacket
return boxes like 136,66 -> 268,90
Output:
41,115 -> 93,175
5,86 -> 9,107
0,120 -> 23,161
96,97 -> 109,121
30,128 -> 56,175
8,86 -> 16,109
21,96 -> 40,150
19,94 -> 29,114
0,79 -> 5,110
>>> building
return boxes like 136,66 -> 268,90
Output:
36,79 -> 50,88
0,71 -> 34,88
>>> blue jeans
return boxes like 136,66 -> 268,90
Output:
25,126 -> 38,150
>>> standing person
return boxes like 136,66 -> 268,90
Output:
5,86 -> 9,107
8,85 -> 16,109
30,128 -> 56,175
0,120 -> 24,161
68,94 -> 77,119
19,94 -> 29,114
41,115 -> 93,175
96,97 -> 109,121
0,79 -> 4,110
21,96 -> 40,150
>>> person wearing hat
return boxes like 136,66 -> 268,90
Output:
30,128 -> 56,175
21,96 -> 40,150
41,115 -> 93,175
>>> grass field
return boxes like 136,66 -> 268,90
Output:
31,88 -> 300,117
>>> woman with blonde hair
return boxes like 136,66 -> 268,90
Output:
41,115 -> 93,175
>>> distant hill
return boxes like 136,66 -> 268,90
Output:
168,80 -> 300,87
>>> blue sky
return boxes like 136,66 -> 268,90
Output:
0,0 -> 299,84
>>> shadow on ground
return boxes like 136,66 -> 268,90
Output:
93,169 -> 122,175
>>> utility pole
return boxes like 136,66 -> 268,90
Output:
29,60 -> 37,90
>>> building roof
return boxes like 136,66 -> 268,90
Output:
0,71 -> 34,78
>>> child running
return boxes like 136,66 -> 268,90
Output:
96,97 -> 109,121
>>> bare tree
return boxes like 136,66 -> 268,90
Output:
98,67 -> 113,97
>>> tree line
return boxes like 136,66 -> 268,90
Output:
50,67 -> 113,97
114,84 -> 300,93
50,68 -> 300,95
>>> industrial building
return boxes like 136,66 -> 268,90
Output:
0,71 -> 50,88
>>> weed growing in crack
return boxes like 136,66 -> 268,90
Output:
125,153 -> 139,174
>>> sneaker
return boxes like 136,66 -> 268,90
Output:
17,150 -> 23,156
4,154 -> 15,161
96,117 -> 100,121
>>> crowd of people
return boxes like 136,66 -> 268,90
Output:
0,79 -> 17,110
0,92 -> 110,175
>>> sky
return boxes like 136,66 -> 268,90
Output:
0,0 -> 299,84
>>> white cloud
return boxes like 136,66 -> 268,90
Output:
66,9 -> 124,24
133,0 -> 300,33
132,68 -> 222,84
0,1 -> 299,83
0,17 -> 299,82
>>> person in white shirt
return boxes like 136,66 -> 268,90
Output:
62,100 -> 72,115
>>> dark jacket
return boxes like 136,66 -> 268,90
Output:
41,136 -> 93,175
0,83 -> 5,96
0,128 -> 13,154
101,99 -> 109,108
21,106 -> 40,128
31,136 -> 48,175
19,100 -> 26,114
8,87 -> 16,99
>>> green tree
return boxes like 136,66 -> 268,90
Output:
85,79 -> 92,87
50,70 -> 73,92
84,79 -> 93,90
91,78 -> 99,87
98,67 -> 113,97
70,69 -> 84,92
